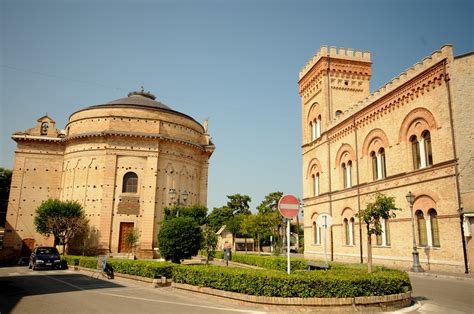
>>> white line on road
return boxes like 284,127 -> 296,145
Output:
44,273 -> 266,314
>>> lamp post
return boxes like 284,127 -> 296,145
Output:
405,191 -> 424,272
169,188 -> 188,217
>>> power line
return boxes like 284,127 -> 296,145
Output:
1,64 -> 129,92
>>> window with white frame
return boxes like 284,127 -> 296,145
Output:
371,148 -> 387,180
416,209 -> 440,247
313,173 -> 320,196
376,218 -> 390,246
411,131 -> 433,170
342,160 -> 352,188
344,217 -> 355,245
313,221 -> 321,245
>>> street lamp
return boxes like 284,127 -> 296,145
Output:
169,188 -> 188,217
405,191 -> 424,272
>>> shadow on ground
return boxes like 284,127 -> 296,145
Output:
0,270 -> 123,313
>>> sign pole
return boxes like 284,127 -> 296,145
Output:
287,218 -> 290,274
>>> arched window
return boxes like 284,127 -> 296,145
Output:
122,172 -> 138,193
376,219 -> 390,246
342,163 -> 347,188
428,209 -> 440,247
422,131 -> 433,167
344,217 -> 355,245
313,173 -> 320,196
316,115 -> 321,138
313,221 -> 321,245
416,210 -> 428,246
310,121 -> 314,141
345,161 -> 352,188
41,122 -> 49,135
371,151 -> 378,181
411,135 -> 421,170
411,131 -> 433,170
379,148 -> 386,179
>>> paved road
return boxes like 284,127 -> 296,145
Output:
404,273 -> 474,313
1,266 -> 473,313
0,266 -> 264,314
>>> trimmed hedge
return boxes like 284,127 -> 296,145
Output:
62,255 -> 176,278
172,265 -> 411,298
214,252 -> 371,271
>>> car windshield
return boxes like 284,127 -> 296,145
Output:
37,248 -> 59,255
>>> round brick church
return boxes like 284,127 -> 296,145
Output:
3,89 -> 215,258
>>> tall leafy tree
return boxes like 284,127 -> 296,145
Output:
158,216 -> 203,263
164,204 -> 208,226
226,214 -> 244,250
201,225 -> 218,264
256,192 -> 283,215
34,198 -> 88,255
226,194 -> 251,215
207,206 -> 234,232
356,193 -> 400,273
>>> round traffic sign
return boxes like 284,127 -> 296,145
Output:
278,194 -> 300,219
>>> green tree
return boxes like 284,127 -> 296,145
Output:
34,198 -> 88,255
256,192 -> 283,215
356,193 -> 400,273
201,225 -> 218,264
226,194 -> 252,215
158,216 -> 203,263
164,204 -> 208,225
0,168 -> 12,227
207,206 -> 233,232
124,228 -> 140,257
226,214 -> 244,250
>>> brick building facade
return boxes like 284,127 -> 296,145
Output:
299,45 -> 473,272
2,90 -> 214,259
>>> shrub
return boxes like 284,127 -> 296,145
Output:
158,216 -> 203,263
62,255 -> 176,278
172,265 -> 411,298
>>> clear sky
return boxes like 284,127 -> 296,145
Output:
1,0 -> 472,211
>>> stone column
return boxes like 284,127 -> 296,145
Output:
98,153 -> 117,253
139,154 -> 158,258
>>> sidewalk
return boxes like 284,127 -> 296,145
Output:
407,269 -> 473,281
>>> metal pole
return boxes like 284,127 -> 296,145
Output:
324,220 -> 328,266
287,219 -> 290,274
409,203 -> 424,272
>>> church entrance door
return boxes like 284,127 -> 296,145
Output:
118,222 -> 134,253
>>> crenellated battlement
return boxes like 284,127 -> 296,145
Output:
299,45 -> 371,80
328,44 -> 453,128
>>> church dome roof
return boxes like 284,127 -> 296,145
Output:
90,89 -> 172,110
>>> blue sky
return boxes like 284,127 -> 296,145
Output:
1,0 -> 472,211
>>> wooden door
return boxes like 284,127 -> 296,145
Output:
118,222 -> 134,253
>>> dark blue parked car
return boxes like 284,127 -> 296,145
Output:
29,247 -> 61,270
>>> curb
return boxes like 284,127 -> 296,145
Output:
172,282 -> 412,311
408,271 -> 473,281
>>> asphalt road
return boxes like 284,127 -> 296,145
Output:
1,266 -> 473,313
0,266 -> 264,314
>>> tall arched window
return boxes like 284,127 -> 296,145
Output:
313,173 -> 320,196
313,221 -> 321,245
411,131 -> 433,170
310,121 -> 314,141
122,172 -> 138,193
345,161 -> 352,188
428,209 -> 440,247
344,218 -> 355,245
316,115 -> 321,138
422,131 -> 433,167
371,151 -> 378,181
379,148 -> 386,179
411,135 -> 421,170
376,219 -> 390,246
342,163 -> 347,188
416,210 -> 428,246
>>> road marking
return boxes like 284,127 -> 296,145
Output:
44,274 -> 266,314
